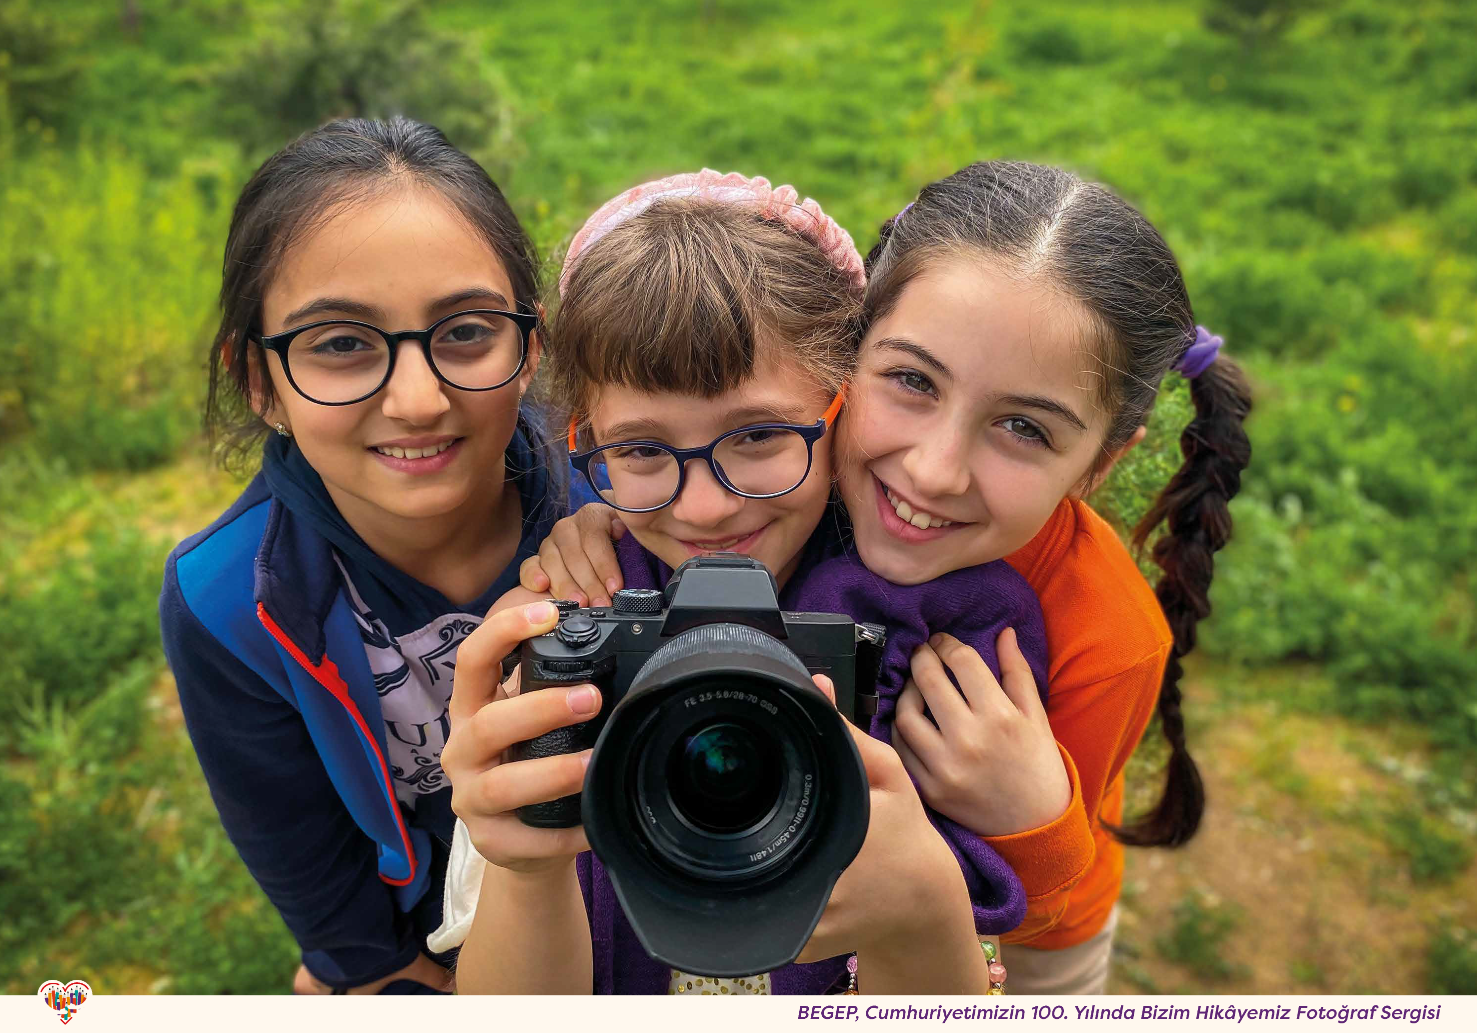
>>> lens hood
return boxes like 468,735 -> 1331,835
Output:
582,623 -> 869,977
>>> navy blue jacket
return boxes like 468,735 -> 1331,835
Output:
161,451 -> 561,989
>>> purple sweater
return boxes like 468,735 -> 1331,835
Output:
576,535 -> 1049,994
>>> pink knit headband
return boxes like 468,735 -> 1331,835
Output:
558,169 -> 865,297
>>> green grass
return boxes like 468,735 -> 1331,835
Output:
1155,891 -> 1249,984
4,0 -> 1476,994
1426,926 -> 1477,994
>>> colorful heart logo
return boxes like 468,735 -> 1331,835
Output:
37,980 -> 92,1024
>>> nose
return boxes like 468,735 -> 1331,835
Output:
668,458 -> 746,528
379,342 -> 452,425
900,422 -> 972,499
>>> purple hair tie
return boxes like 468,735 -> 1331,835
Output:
897,201 -> 915,219
1175,325 -> 1222,378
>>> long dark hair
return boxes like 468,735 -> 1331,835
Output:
864,161 -> 1253,847
206,116 -> 560,481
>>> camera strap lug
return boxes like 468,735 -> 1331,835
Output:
853,622 -> 886,720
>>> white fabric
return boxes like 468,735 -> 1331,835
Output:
427,817 -> 487,954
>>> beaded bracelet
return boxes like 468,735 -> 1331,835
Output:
983,939 -> 1008,994
839,941 -> 1007,995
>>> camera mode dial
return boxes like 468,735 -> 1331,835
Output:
555,614 -> 600,647
612,588 -> 663,615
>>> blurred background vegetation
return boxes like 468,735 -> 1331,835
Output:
2,0 -> 1474,995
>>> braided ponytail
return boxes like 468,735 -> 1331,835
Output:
863,161 -> 1255,849
1117,357 -> 1252,846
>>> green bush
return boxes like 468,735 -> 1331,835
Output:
1,662 -> 297,994
0,0 -> 91,129
1204,333 -> 1477,753
1427,926 -> 1477,994
210,0 -> 517,171
0,143 -> 236,471
1202,0 -> 1319,49
0,524 -> 168,726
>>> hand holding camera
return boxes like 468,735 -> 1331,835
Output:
443,599 -> 599,874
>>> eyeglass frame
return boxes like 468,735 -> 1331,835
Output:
252,307 -> 538,406
567,389 -> 846,514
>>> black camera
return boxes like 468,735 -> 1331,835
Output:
512,554 -> 883,976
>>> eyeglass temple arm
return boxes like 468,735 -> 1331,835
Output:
821,386 -> 847,427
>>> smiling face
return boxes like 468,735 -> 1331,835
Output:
585,353 -> 837,589
256,186 -> 538,532
837,256 -> 1130,585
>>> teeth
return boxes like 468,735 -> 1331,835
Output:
884,486 -> 954,529
375,440 -> 453,459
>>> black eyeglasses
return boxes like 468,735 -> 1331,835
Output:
253,308 -> 536,406
568,391 -> 845,514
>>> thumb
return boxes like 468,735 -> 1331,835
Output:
811,673 -> 838,707
843,720 -> 906,791
610,516 -> 628,541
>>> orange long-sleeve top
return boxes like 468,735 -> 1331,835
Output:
984,497 -> 1172,949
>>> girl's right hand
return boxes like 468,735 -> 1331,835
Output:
518,504 -> 627,607
443,601 -> 603,872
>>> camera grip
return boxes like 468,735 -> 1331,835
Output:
512,723 -> 594,828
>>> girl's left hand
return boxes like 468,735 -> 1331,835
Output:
894,628 -> 1069,837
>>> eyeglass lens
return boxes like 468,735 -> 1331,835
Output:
587,427 -> 813,510
285,312 -> 523,403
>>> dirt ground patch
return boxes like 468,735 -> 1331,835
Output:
1106,680 -> 1475,994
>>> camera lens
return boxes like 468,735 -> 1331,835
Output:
668,720 -> 783,834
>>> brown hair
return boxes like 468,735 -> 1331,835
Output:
206,116 -> 550,473
548,198 -> 862,427
865,161 -> 1253,848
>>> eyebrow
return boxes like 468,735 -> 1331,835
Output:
875,336 -> 1088,433
600,404 -> 811,445
280,287 -> 513,329
997,393 -> 1089,433
874,337 -> 954,380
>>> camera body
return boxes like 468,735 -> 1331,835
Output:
513,553 -> 881,827
511,554 -> 881,977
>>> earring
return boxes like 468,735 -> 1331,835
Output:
274,422 -> 291,438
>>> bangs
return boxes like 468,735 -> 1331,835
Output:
548,199 -> 860,416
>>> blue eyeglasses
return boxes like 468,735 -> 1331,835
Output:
568,390 -> 846,514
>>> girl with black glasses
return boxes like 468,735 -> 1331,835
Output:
159,118 -> 562,994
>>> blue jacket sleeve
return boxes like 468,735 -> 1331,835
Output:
160,557 -> 420,989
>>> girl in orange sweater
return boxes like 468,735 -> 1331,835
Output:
527,160 -> 1253,993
